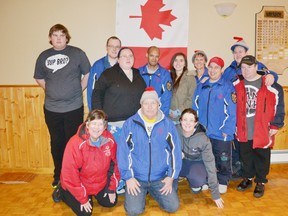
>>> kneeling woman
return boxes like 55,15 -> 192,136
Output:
53,109 -> 120,215
177,108 -> 224,208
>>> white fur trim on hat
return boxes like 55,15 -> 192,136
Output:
140,87 -> 160,104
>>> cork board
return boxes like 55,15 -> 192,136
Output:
256,6 -> 288,74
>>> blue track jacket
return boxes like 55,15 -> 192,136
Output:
192,76 -> 236,141
195,67 -> 209,84
222,60 -> 278,83
138,64 -> 172,116
87,55 -> 111,111
117,110 -> 182,182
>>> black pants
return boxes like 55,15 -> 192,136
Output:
44,106 -> 83,180
239,140 -> 271,183
60,186 -> 118,216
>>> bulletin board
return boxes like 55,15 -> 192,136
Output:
255,6 -> 288,74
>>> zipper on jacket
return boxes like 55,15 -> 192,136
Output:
264,98 -> 266,112
148,136 -> 152,183
241,94 -> 247,138
133,119 -> 154,183
149,75 -> 152,87
206,87 -> 212,129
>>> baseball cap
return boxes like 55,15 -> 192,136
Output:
239,55 -> 257,66
208,56 -> 225,68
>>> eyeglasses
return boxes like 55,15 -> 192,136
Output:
107,45 -> 121,49
119,55 -> 134,59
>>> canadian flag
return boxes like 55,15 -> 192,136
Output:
116,0 -> 189,69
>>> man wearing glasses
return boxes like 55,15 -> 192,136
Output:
87,36 -> 121,111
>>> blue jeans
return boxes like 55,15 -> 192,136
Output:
124,178 -> 179,216
232,137 -> 240,163
210,138 -> 232,185
180,159 -> 208,188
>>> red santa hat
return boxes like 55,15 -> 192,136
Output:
140,87 -> 160,104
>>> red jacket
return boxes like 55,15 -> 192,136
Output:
60,124 -> 120,204
234,77 -> 285,149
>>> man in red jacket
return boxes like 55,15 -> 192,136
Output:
234,55 -> 285,198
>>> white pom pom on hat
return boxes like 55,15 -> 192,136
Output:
140,87 -> 160,104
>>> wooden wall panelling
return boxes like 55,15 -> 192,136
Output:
0,86 -> 53,173
25,87 -> 52,170
5,87 -> 15,169
11,87 -> 27,169
0,88 -> 10,169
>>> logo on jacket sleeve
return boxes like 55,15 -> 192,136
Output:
231,92 -> 237,104
166,81 -> 172,91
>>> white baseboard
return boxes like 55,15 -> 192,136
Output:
271,150 -> 288,164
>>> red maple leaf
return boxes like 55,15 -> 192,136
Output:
129,0 -> 177,40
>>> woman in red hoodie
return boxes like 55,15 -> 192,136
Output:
52,109 -> 120,216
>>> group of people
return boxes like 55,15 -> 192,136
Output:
34,24 -> 285,215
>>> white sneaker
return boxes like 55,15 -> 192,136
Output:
202,184 -> 209,191
219,184 -> 228,194
191,187 -> 202,194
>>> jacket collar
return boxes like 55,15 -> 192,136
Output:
202,76 -> 225,88
141,63 -> 162,76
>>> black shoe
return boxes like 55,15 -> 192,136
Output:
52,179 -> 59,188
52,183 -> 62,203
237,179 -> 252,191
253,183 -> 265,198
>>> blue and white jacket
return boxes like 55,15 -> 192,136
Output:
192,76 -> 236,141
117,110 -> 182,182
138,64 -> 172,116
222,60 -> 279,83
87,55 -> 111,111
195,67 -> 209,84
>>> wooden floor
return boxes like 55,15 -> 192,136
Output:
0,164 -> 288,216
